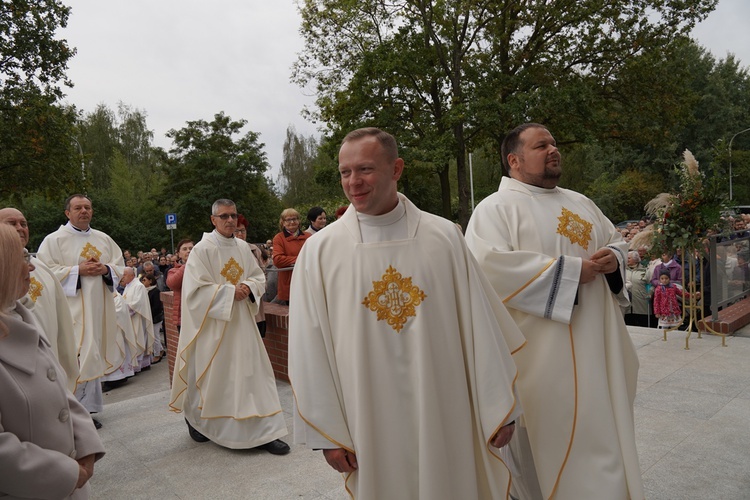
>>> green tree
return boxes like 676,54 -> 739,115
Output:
294,0 -> 717,227
77,104 -> 118,189
0,0 -> 80,198
278,125 -> 325,206
163,112 -> 282,243
586,169 -> 665,224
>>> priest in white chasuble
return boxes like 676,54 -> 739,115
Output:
169,199 -> 289,454
465,123 -> 643,500
119,267 -> 155,371
289,128 -> 525,499
101,291 -> 138,385
0,207 -> 79,392
36,195 -> 124,421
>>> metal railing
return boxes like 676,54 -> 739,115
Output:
708,231 -> 750,320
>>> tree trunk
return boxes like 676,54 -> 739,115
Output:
437,163 -> 451,220
454,122 -> 469,231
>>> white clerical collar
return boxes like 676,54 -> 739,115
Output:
355,199 -> 408,243
356,198 -> 406,227
506,176 -> 558,194
65,221 -> 91,234
211,230 -> 237,246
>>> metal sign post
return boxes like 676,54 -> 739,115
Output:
166,213 -> 177,254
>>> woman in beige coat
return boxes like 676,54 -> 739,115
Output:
0,224 -> 105,499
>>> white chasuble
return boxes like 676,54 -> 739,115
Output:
101,292 -> 138,382
465,176 -> 643,500
21,256 -> 79,392
121,279 -> 155,364
169,231 -> 287,449
290,195 -> 525,499
36,224 -> 124,383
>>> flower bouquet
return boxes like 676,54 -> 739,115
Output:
633,150 -> 729,256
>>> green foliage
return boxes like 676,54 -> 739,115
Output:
0,0 -> 75,97
9,193 -> 65,252
586,169 -> 665,224
646,151 -> 729,256
0,0 -> 80,198
163,112 -> 282,243
0,90 -> 80,199
278,125 -> 333,207
295,0 -> 718,226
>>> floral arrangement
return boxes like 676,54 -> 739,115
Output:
634,150 -> 729,256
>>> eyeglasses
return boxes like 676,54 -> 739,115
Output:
23,250 -> 31,264
283,217 -> 299,223
213,213 -> 238,220
235,228 -> 247,234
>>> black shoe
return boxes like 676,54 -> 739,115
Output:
101,378 -> 128,392
92,418 -> 103,430
186,419 -> 209,443
255,439 -> 290,455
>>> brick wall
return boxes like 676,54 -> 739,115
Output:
161,292 -> 290,385
160,291 -> 178,386
262,302 -> 290,382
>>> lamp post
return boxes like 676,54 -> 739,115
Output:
729,127 -> 750,201
70,136 -> 85,183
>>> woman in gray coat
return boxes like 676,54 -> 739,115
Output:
0,224 -> 105,499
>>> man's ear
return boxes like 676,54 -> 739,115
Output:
393,158 -> 405,181
507,153 -> 519,174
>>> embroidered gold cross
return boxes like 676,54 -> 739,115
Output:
557,207 -> 593,250
221,257 -> 244,285
362,265 -> 426,333
80,242 -> 102,261
28,277 -> 44,303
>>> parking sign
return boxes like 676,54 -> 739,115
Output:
166,213 -> 177,230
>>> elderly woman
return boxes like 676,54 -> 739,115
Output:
0,224 -> 105,498
624,250 -> 652,327
304,206 -> 327,235
271,208 -> 310,305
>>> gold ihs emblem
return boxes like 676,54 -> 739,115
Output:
27,277 -> 44,303
221,257 -> 244,285
362,265 -> 426,333
557,207 -> 593,250
80,242 -> 102,261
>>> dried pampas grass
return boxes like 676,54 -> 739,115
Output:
628,225 -> 653,250
644,193 -> 672,217
683,149 -> 699,178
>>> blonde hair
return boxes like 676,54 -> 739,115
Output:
0,224 -> 26,335
278,208 -> 301,231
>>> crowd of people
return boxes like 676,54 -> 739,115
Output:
9,123 -> 750,499
623,214 -> 750,329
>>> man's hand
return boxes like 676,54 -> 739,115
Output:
580,259 -> 602,284
234,283 -> 250,301
323,448 -> 358,473
79,258 -> 107,277
581,248 -> 619,283
490,422 -> 515,448
590,248 -> 618,274
75,454 -> 96,488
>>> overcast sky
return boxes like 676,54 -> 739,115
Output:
59,0 -> 749,180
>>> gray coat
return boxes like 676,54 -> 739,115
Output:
0,302 -> 105,499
